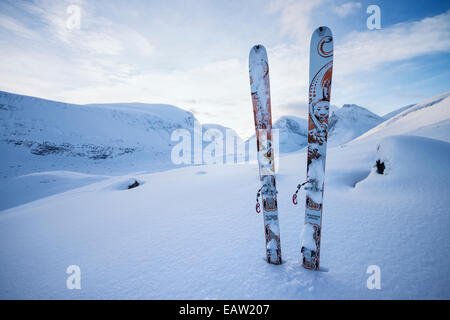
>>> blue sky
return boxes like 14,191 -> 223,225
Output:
0,0 -> 449,138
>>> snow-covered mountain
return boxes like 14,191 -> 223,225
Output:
246,104 -> 385,153
269,97 -> 448,151
0,91 -> 242,178
273,116 -> 308,153
327,104 -> 384,146
0,91 -> 192,171
244,115 -> 308,156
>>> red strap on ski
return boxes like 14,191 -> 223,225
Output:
292,181 -> 309,206
255,186 -> 262,213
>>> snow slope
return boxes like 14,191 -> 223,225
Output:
1,133 -> 448,299
354,91 -> 450,143
0,171 -> 110,212
0,91 -> 449,299
382,104 -> 416,120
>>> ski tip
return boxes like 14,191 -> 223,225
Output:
311,26 -> 333,58
315,26 -> 332,36
250,44 -> 267,55
251,44 -> 265,50
249,44 -> 268,63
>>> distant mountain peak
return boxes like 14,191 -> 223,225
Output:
342,103 -> 360,108
274,115 -> 307,133
328,104 -> 384,146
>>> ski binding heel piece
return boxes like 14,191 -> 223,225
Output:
304,179 -> 322,192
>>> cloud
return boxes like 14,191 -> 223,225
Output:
43,57 -> 256,137
268,43 -> 309,110
268,0 -> 324,41
333,2 -> 362,17
268,2 -> 450,76
276,101 -> 309,119
0,1 -> 449,138
0,14 -> 39,39
18,0 -> 152,57
335,10 -> 450,75
249,9 -> 450,120
0,0 -> 154,94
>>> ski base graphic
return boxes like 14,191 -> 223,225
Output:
301,26 -> 333,271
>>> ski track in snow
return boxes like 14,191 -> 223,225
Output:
0,92 -> 449,299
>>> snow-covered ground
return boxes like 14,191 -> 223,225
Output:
0,91 -> 242,210
0,91 -> 449,299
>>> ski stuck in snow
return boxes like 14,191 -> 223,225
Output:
249,44 -> 282,265
293,26 -> 334,271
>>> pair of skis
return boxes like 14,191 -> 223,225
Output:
249,26 -> 333,270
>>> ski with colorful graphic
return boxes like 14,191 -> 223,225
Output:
301,26 -> 333,270
249,44 -> 282,265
